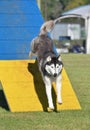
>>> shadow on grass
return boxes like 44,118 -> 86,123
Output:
0,86 -> 9,111
27,60 -> 57,112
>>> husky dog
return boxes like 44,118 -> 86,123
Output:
29,20 -> 63,110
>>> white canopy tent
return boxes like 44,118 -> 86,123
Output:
55,5 -> 90,54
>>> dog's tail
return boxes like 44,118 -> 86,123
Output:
39,20 -> 55,36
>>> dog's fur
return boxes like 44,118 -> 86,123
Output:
29,20 -> 63,110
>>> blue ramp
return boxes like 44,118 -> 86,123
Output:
0,0 -> 43,59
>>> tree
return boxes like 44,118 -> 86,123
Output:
40,0 -> 90,20
41,0 -> 64,20
65,0 -> 86,11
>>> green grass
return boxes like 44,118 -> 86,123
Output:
0,54 -> 90,130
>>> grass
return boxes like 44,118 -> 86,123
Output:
0,54 -> 90,130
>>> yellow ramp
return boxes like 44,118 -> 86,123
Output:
0,60 -> 81,112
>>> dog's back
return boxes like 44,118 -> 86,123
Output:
31,35 -> 55,62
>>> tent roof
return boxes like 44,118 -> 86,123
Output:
63,5 -> 90,18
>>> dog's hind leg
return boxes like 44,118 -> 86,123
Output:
29,38 -> 36,59
29,51 -> 33,59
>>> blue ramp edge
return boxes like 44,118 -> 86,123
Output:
0,0 -> 44,60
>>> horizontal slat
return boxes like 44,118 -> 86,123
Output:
0,53 -> 29,60
0,14 -> 43,26
0,41 -> 30,53
0,27 -> 40,40
0,0 -> 39,14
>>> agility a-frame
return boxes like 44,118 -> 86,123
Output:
0,0 -> 81,112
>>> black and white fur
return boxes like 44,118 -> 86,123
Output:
29,20 -> 63,110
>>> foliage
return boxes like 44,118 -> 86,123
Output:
65,0 -> 87,10
41,0 -> 90,20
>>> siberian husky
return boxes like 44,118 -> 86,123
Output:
29,20 -> 63,110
